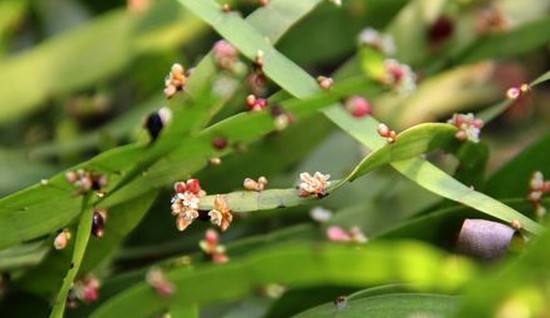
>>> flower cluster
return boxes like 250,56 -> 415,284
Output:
243,176 -> 268,192
326,225 -> 367,243
447,113 -> 484,143
146,267 -> 175,297
528,171 -> 550,218
506,83 -> 530,100
54,228 -> 71,250
199,229 -> 229,264
208,195 -> 233,232
65,169 -> 108,194
164,63 -> 187,98
298,172 -> 331,198
344,96 -> 372,118
212,40 -> 239,70
377,123 -> 397,143
67,274 -> 101,307
170,179 -> 206,231
357,27 -> 395,55
246,94 -> 268,111
382,59 -> 416,94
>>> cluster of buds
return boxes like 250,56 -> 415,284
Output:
66,169 -> 108,194
476,5 -> 508,35
164,63 -> 187,98
377,123 -> 397,143
298,172 -> 331,198
54,228 -> 72,250
382,59 -> 416,94
309,206 -> 333,223
357,27 -> 395,55
212,40 -> 239,70
144,107 -> 172,142
270,105 -> 295,131
246,94 -> 268,111
170,179 -> 206,231
317,76 -> 334,90
344,96 -> 372,118
92,208 -> 107,238
427,15 -> 455,48
67,275 -> 101,307
447,113 -> 484,143
243,176 -> 268,192
199,229 -> 229,264
506,83 -> 530,100
146,267 -> 175,297
528,171 -> 550,218
208,195 -> 233,232
326,225 -> 367,243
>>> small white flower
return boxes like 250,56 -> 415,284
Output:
309,207 -> 333,223
383,59 -> 416,94
298,172 -> 331,198
358,27 -> 395,55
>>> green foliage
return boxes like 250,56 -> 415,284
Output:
0,0 -> 549,317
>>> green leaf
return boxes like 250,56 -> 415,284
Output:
16,191 -> 158,297
91,242 -> 476,318
49,196 -> 93,318
292,293 -> 457,318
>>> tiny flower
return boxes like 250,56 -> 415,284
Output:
246,94 -> 268,111
476,5 -> 508,34
334,295 -> 348,310
213,40 -> 239,70
127,0 -> 152,13
377,123 -> 397,143
164,63 -> 187,98
427,15 -> 455,47
255,50 -> 265,67
248,71 -> 267,96
71,274 -> 101,304
270,105 -> 295,131
212,137 -> 229,150
209,157 -> 222,165
447,113 -> 484,143
528,171 -> 549,219
298,171 -> 331,198
144,107 -> 172,142
511,219 -> 522,231
344,96 -> 372,118
326,226 -> 367,243
54,229 -> 71,250
208,195 -> 233,231
92,209 -> 106,238
199,228 -> 229,264
171,179 -> 206,231
221,3 -> 232,12
357,27 -> 395,55
317,76 -> 334,90
383,59 -> 416,94
146,267 -> 175,297
243,176 -> 268,192
309,206 -> 333,223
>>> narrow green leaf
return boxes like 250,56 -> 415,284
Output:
292,293 -> 457,318
49,196 -> 93,318
91,242 -> 476,318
